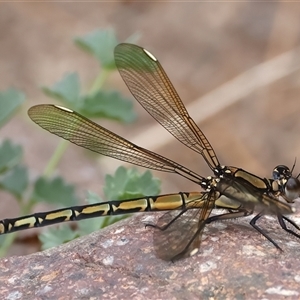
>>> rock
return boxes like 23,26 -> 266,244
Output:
0,213 -> 300,299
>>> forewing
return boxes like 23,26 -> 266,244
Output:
28,105 -> 204,184
114,43 -> 219,170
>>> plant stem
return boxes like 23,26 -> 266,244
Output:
43,140 -> 69,177
89,68 -> 110,95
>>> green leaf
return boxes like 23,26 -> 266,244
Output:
80,90 -> 136,123
0,88 -> 25,127
74,28 -> 119,69
103,166 -> 161,200
0,140 -> 23,174
33,176 -> 78,207
74,29 -> 140,69
39,225 -> 79,250
77,216 -> 106,236
0,165 -> 28,198
85,190 -> 103,203
126,169 -> 162,196
42,73 -> 80,106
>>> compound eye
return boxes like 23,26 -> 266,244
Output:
272,165 -> 291,180
285,177 -> 300,201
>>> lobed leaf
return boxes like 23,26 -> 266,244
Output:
80,90 -> 136,123
0,88 -> 25,127
0,165 -> 28,198
0,140 -> 23,174
33,176 -> 78,207
42,73 -> 80,106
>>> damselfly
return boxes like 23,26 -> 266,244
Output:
1,44 -> 299,261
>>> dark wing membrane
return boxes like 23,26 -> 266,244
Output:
28,105 -> 204,184
153,191 -> 217,261
114,43 -> 220,170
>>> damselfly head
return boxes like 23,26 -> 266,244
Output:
273,165 -> 300,202
272,165 -> 292,180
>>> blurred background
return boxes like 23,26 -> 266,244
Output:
1,2 -> 300,256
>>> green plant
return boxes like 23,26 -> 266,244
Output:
0,29 -> 161,257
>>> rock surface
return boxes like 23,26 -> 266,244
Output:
1,212 -> 300,299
